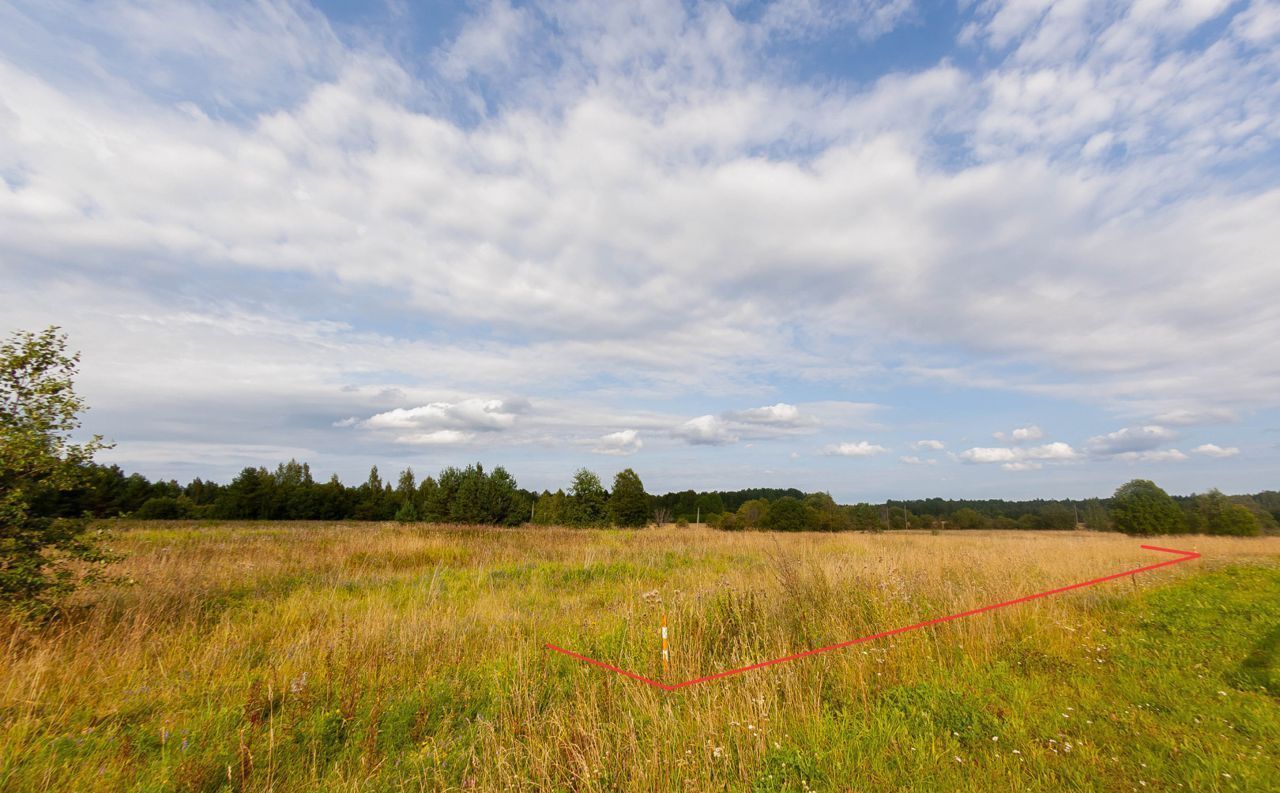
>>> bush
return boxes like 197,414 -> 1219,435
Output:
134,496 -> 191,520
394,500 -> 419,523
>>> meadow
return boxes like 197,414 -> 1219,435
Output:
1,523 -> 1278,792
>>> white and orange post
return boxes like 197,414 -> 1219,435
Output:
661,613 -> 670,676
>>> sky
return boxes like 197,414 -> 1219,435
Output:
2,0 -> 1279,502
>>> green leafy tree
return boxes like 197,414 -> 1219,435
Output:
1227,495 -> 1277,534
1110,479 -> 1185,536
134,496 -> 193,520
736,498 -> 770,529
1189,490 -> 1260,537
354,465 -> 395,520
1,327 -> 116,613
533,489 -> 568,525
393,467 -> 418,522
764,497 -> 815,532
1038,502 -> 1076,531
426,466 -> 462,522
315,474 -> 351,520
950,507 -> 985,530
694,492 -> 725,520
1081,498 -> 1110,531
846,502 -> 883,532
608,468 -> 649,527
803,492 -> 849,531
487,466 -> 523,526
567,468 -> 608,527
214,467 -> 274,519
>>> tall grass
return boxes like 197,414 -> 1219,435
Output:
1,523 -> 1277,791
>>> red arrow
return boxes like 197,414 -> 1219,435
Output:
545,544 -> 1200,691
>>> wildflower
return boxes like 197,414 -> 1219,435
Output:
712,746 -> 724,759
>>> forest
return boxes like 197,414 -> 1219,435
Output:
33,458 -> 1280,537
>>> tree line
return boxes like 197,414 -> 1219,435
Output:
38,458 -> 1278,538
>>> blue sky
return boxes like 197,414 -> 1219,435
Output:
2,0 -> 1279,501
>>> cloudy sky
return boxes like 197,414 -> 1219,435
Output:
2,0 -> 1278,500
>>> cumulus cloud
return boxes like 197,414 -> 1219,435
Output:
673,415 -> 739,446
823,441 -> 889,457
593,429 -> 643,456
1192,443 -> 1240,458
1085,426 -> 1178,457
958,446 -> 1019,464
913,439 -> 945,450
730,402 -> 804,426
359,398 -> 527,433
959,441 -> 1080,466
994,425 -> 1043,443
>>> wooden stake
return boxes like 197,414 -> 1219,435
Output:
661,613 -> 669,675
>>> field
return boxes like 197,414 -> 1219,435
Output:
2,523 -> 1278,792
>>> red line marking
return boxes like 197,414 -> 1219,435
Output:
544,544 -> 1200,691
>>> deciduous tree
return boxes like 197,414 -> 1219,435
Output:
1,327 -> 116,614
1111,479 -> 1184,536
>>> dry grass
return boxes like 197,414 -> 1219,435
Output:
1,523 -> 1278,791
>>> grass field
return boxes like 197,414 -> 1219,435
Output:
1,523 -> 1278,792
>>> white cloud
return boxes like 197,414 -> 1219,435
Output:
958,446 -> 1019,464
435,0 -> 532,81
913,439 -> 946,450
730,402 -> 804,426
994,425 -> 1043,442
673,415 -> 739,446
824,441 -> 889,457
959,441 -> 1080,466
593,429 -> 643,456
1192,443 -> 1240,458
1085,426 -> 1177,456
394,430 -> 473,445
1151,408 -> 1239,426
1114,449 -> 1189,463
1001,461 -> 1042,471
900,455 -> 937,465
360,399 -> 526,433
